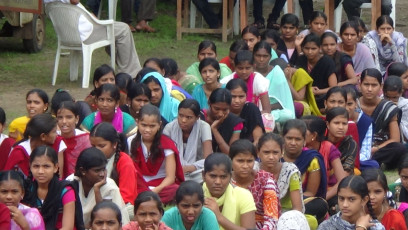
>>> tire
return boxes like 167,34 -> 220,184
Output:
23,14 -> 45,53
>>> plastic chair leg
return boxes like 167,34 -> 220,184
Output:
190,1 -> 196,29
82,47 -> 93,88
52,43 -> 61,86
69,50 -> 80,81
110,44 -> 115,71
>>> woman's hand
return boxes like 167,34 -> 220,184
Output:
183,165 -> 197,174
94,173 -> 107,191
355,214 -> 375,230
204,197 -> 221,217
211,114 -> 227,130
295,34 -> 305,49
312,86 -> 320,95
379,33 -> 393,44
9,206 -> 29,230
284,67 -> 296,81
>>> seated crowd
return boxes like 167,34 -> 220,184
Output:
2,10 -> 408,230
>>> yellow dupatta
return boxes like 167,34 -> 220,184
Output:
291,68 -> 322,116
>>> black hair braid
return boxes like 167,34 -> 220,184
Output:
110,142 -> 121,185
130,128 -> 162,164
366,201 -> 378,220
22,171 -> 35,206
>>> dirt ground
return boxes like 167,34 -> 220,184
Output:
0,0 -> 408,123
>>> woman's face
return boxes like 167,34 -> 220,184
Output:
281,23 -> 297,40
258,140 -> 282,172
377,23 -> 394,36
96,92 -> 119,118
254,48 -> 271,70
242,33 -> 260,51
325,92 -> 346,111
203,164 -> 231,198
341,27 -> 358,47
82,165 -> 107,186
265,38 -> 277,50
302,42 -> 320,61
384,90 -> 401,104
360,76 -> 381,101
357,26 -> 366,42
310,17 -> 327,36
177,193 -> 203,227
198,47 -> 217,61
41,125 -> 58,146
232,153 -> 255,179
91,208 -> 121,230
145,61 -> 164,76
229,87 -> 246,114
90,136 -> 117,159
57,108 -> 78,138
399,168 -> 408,191
200,65 -> 220,85
0,180 -> 24,207
209,102 -> 229,121
228,51 -> 237,69
338,187 -> 368,221
235,61 -> 253,81
26,92 -> 48,118
327,115 -> 348,139
367,181 -> 386,212
95,72 -> 115,88
129,94 -> 150,116
283,128 -> 305,157
346,94 -> 357,116
146,81 -> 163,106
400,70 -> 408,91
138,115 -> 161,142
30,155 -> 58,185
178,108 -> 198,133
321,36 -> 337,56
135,200 -> 162,230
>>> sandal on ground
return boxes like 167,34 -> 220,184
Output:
128,24 -> 136,33
135,22 -> 156,33
251,21 -> 265,30
266,21 -> 280,30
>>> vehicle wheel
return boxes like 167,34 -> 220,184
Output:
23,14 -> 45,53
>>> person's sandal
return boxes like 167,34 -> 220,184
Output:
267,21 -> 280,30
128,24 -> 136,33
252,21 -> 265,30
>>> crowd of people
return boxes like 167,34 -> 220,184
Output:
2,0 -> 408,229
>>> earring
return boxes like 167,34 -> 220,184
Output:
115,107 -> 117,113
311,138 -> 314,141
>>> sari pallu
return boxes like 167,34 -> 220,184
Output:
333,135 -> 358,174
371,99 -> 401,146
61,131 -> 91,178
290,68 -> 321,116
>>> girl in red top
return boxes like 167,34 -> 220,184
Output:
4,114 -> 66,177
362,168 -> 407,230
130,104 -> 184,204
0,107 -> 15,170
90,122 -> 137,206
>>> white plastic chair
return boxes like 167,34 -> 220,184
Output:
334,0 -> 396,33
97,0 -> 118,20
45,2 -> 115,88
283,0 -> 300,16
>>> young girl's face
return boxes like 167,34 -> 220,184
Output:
341,27 -> 358,47
0,180 -> 24,207
203,164 -> 231,198
198,47 -> 217,61
346,94 -> 357,116
232,153 -> 255,179
360,76 -> 381,101
230,87 -> 246,114
26,92 -> 48,118
135,200 -> 162,230
338,187 -> 368,221
178,108 -> 198,133
145,61 -> 163,76
146,82 -> 163,106
258,140 -> 283,172
325,92 -> 346,111
321,36 -> 337,56
90,137 -> 117,159
129,95 -> 150,115
91,208 -> 121,230
367,181 -> 386,212
209,102 -> 229,121
281,23 -> 297,40
95,72 -> 115,88
57,108 -> 79,138
139,114 -> 161,142
228,51 -> 237,69
283,128 -> 305,156
384,90 -> 401,104
399,168 -> 408,191
400,71 -> 408,91
265,38 -> 278,50
41,125 -> 58,146
96,92 -> 119,117
302,42 -> 320,61
200,65 -> 220,85
82,166 -> 107,186
327,115 -> 348,139
242,33 -> 260,51
254,48 -> 271,70
177,193 -> 203,226
235,61 -> 254,81
310,17 -> 327,36
30,155 -> 58,185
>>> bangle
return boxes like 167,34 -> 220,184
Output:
356,225 -> 367,230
